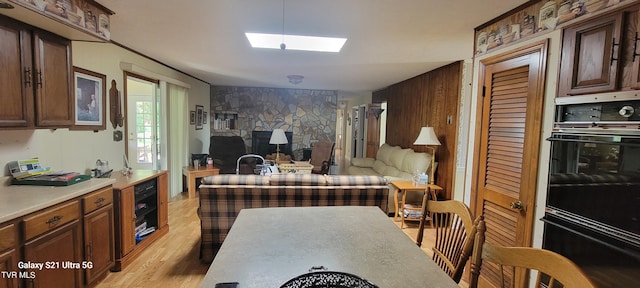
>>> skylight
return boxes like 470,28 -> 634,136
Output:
245,33 -> 347,53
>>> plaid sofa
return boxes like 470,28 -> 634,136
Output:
198,173 -> 389,262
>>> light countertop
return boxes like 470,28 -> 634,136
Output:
202,206 -> 458,288
0,176 -> 115,223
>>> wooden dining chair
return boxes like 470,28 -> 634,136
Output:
417,199 -> 478,283
309,142 -> 335,174
469,217 -> 596,288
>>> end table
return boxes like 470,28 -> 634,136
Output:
182,166 -> 219,198
389,180 -> 442,228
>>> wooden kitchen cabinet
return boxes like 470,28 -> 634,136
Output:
0,182 -> 117,288
0,15 -> 33,128
112,170 -> 169,271
23,200 -> 83,288
82,187 -> 115,286
0,223 -> 18,288
558,5 -> 640,96
558,12 -> 623,96
32,29 -> 73,127
0,14 -> 73,129
626,6 -> 640,89
157,173 -> 169,229
0,250 -> 18,288
117,186 -> 136,258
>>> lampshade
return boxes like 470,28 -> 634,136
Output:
413,127 -> 441,146
269,129 -> 288,145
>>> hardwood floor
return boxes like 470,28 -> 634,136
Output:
96,194 -> 208,288
96,192 -> 453,287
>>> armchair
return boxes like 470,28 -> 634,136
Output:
208,136 -> 254,174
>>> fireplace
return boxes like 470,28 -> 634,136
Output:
251,130 -> 293,157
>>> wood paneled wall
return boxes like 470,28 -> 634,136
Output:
373,61 -> 462,199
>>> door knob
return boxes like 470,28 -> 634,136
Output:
510,200 -> 524,210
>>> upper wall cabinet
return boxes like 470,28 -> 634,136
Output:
33,29 -> 73,127
0,16 -> 33,127
626,7 -> 640,89
0,15 -> 73,128
558,5 -> 640,97
558,13 -> 623,96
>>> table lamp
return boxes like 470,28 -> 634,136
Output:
269,128 -> 288,162
413,127 -> 441,184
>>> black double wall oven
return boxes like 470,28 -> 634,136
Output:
543,100 -> 640,287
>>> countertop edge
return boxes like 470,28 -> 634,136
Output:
0,177 -> 116,223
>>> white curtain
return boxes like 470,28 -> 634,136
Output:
167,83 -> 188,198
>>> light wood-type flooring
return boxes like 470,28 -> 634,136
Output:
96,192 -> 465,288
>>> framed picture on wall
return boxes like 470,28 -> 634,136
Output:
72,67 -> 106,130
190,111 -> 196,125
196,105 -> 203,130
203,112 -> 208,124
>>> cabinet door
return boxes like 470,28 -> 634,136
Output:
0,249 -> 18,288
32,30 -> 73,127
629,6 -> 640,89
119,186 -> 136,256
558,13 -> 623,96
0,223 -> 18,288
157,173 -> 169,229
24,220 -> 82,288
84,204 -> 115,285
0,16 -> 33,127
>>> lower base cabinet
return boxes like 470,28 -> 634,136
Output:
0,184 -> 116,288
23,220 -> 83,288
0,249 -> 18,288
0,222 -> 18,288
82,187 -> 115,286
83,204 -> 115,286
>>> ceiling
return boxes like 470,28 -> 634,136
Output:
105,0 -> 529,96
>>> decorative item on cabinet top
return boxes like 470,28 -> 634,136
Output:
7,0 -> 113,41
473,0 -> 629,56
71,67 -> 106,131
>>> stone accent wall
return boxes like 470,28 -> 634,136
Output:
210,86 -> 337,160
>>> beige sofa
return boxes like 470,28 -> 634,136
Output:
347,144 -> 431,211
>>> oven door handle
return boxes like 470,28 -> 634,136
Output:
547,136 -> 640,147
